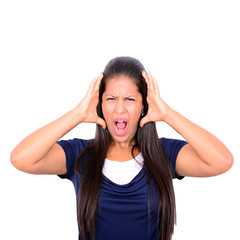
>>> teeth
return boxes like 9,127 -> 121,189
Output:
115,126 -> 124,131
115,120 -> 124,124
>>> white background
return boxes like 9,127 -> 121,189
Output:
1,0 -> 239,239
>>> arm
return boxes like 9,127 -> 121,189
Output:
163,108 -> 233,177
10,73 -> 106,175
140,72 -> 233,177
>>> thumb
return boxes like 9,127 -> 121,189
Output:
96,117 -> 106,129
140,116 -> 149,128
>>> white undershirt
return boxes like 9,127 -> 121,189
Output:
102,153 -> 144,185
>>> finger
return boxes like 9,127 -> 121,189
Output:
93,72 -> 103,92
142,71 -> 153,93
85,77 -> 97,97
148,72 -> 161,96
86,73 -> 103,97
139,115 -> 149,128
152,77 -> 160,95
147,71 -> 154,90
142,71 -> 150,85
147,72 -> 153,88
142,71 -> 148,82
96,117 -> 106,129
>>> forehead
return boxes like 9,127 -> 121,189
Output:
104,76 -> 139,94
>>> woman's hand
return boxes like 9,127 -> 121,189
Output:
74,73 -> 106,129
140,71 -> 170,127
140,71 -> 233,177
10,73 -> 106,175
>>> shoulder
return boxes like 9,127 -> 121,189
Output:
160,137 -> 187,157
160,137 -> 188,179
57,138 -> 93,152
57,138 -> 93,163
57,138 -> 93,180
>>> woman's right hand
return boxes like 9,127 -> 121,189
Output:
74,73 -> 106,129
10,73 -> 106,175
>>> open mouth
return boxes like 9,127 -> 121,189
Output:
113,118 -> 128,137
115,120 -> 127,130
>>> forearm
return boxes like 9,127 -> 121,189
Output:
141,71 -> 233,176
164,107 -> 233,168
11,108 -> 82,165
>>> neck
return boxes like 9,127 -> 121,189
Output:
106,139 -> 140,162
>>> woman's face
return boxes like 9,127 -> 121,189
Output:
102,75 -> 143,145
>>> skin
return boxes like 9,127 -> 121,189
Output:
101,76 -> 143,161
10,72 -> 233,177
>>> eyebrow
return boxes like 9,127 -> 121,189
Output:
104,94 -> 138,97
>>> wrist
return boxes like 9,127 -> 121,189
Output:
67,107 -> 85,125
162,106 -> 176,124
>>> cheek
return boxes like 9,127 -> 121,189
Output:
129,106 -> 142,123
101,103 -> 111,121
101,103 -> 107,118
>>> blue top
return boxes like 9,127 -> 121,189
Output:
57,137 -> 187,240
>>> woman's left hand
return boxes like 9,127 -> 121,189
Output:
140,71 -> 170,127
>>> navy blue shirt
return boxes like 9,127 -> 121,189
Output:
57,138 -> 187,240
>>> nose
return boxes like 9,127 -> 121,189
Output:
114,100 -> 126,114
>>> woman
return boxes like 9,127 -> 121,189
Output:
11,56 -> 233,240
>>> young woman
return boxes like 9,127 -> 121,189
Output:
11,56 -> 233,240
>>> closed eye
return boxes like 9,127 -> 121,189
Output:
126,98 -> 136,101
107,97 -> 116,101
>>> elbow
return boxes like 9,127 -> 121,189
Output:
10,150 -> 30,173
10,150 -> 22,171
206,151 -> 234,177
217,152 -> 234,175
224,152 -> 234,172
10,150 -> 42,174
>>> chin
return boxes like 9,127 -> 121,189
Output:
111,133 -> 136,145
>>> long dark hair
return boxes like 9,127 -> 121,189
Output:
75,56 -> 176,240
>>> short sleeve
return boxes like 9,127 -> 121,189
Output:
160,137 -> 188,180
57,138 -> 91,180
